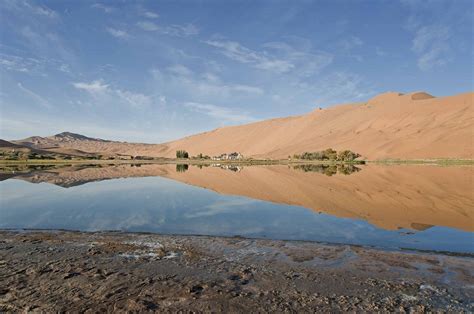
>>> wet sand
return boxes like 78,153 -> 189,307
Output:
1,230 -> 473,312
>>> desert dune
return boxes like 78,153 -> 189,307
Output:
10,91 -> 474,160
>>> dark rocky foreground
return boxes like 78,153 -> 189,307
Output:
0,231 -> 473,312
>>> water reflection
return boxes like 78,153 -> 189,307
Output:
0,163 -> 473,252
293,164 -> 361,176
176,164 -> 189,172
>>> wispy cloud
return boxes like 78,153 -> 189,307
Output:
0,52 -> 72,76
143,11 -> 159,19
6,1 -> 60,19
91,3 -> 114,13
106,27 -> 130,39
17,83 -> 52,109
72,79 -> 151,108
137,21 -> 159,31
115,89 -> 151,108
337,36 -> 363,51
298,71 -> 375,106
401,1 -> 457,71
411,25 -> 451,71
185,102 -> 257,124
0,54 -> 31,73
205,39 -> 332,76
151,65 -> 264,98
73,80 -> 109,94
137,21 -> 199,36
28,3 -> 58,18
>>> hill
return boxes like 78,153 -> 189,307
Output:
11,91 -> 474,160
158,91 -> 473,160
13,132 -> 166,158
0,138 -> 98,160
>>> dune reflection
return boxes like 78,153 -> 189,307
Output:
2,163 -> 473,232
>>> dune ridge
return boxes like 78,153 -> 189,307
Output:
10,91 -> 474,160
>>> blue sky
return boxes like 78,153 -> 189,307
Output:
0,0 -> 472,142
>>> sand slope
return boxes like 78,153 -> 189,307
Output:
160,92 -> 473,160
12,91 -> 474,160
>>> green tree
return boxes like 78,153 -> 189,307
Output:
176,150 -> 189,159
337,150 -> 361,161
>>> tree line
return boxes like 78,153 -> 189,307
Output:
292,148 -> 361,161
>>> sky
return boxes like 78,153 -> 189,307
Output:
0,0 -> 472,143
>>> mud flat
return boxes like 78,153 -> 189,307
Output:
0,230 -> 473,312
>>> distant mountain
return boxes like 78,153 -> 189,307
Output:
13,131 -> 166,158
0,139 -> 25,148
10,91 -> 474,160
0,138 -> 97,159
15,131 -> 109,148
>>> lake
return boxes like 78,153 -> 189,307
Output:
1,163 -> 473,253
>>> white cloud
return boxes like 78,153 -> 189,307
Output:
168,64 -> 193,77
106,27 -> 129,39
143,11 -> 159,19
205,39 -> 332,76
115,90 -> 151,108
73,80 -> 109,93
0,55 -> 31,73
164,24 -> 199,37
185,102 -> 257,124
205,40 -> 264,64
91,3 -> 114,13
33,6 -> 57,18
0,52 -> 74,76
72,79 -> 152,108
21,2 -> 58,18
137,21 -> 199,36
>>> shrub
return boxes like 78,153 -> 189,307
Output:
176,150 -> 189,159
337,150 -> 361,161
293,148 -> 360,161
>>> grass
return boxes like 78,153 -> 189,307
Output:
1,157 -> 472,166
371,159 -> 474,166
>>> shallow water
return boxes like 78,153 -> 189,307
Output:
0,163 -> 473,253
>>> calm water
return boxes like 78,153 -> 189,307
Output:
1,163 -> 473,253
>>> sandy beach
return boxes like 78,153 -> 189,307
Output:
1,230 -> 473,312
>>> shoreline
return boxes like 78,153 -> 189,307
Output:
2,228 -> 473,257
1,230 -> 473,312
0,158 -> 473,166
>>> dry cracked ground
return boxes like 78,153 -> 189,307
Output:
0,231 -> 473,312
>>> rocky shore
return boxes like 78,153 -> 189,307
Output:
1,230 -> 473,312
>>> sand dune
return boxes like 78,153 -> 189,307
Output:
11,91 -> 474,160
6,163 -> 473,231
159,91 -> 473,160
